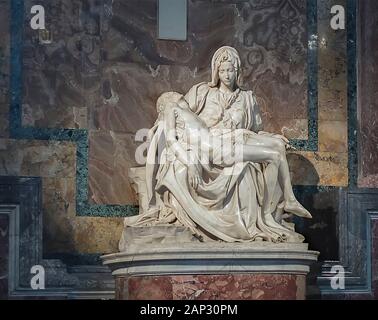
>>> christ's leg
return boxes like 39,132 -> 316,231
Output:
237,141 -> 311,218
239,135 -> 295,199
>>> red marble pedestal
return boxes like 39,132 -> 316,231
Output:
116,274 -> 306,300
102,242 -> 318,300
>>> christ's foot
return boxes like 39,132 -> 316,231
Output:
284,200 -> 312,219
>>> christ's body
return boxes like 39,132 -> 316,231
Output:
158,92 -> 311,219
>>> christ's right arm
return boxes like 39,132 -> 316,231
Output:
163,104 -> 197,166
163,104 -> 202,189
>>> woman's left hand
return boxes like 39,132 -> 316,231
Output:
259,131 -> 292,149
258,131 -> 289,144
272,134 -> 290,144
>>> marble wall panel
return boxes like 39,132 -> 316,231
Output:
93,0 -> 308,134
21,0 -> 103,129
288,151 -> 348,186
42,177 -> 76,253
265,118 -> 308,140
0,140 -> 123,254
88,130 -> 138,205
0,139 -> 76,178
42,176 -> 124,254
358,0 -> 378,188
318,120 -> 348,153
0,214 -> 8,299
294,189 -> 339,261
318,0 -> 347,122
70,216 -> 123,254
91,63 -> 208,133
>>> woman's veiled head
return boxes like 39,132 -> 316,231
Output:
209,46 -> 242,88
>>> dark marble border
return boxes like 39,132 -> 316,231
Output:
317,188 -> 378,296
0,177 -> 42,291
347,0 -> 358,187
8,0 -> 323,217
0,176 -> 115,299
314,0 -> 378,298
299,0 -> 319,152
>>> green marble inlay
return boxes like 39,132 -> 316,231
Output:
347,0 -> 358,187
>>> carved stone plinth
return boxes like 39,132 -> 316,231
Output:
102,241 -> 319,300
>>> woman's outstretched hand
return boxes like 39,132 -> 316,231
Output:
272,133 -> 289,144
258,131 -> 293,149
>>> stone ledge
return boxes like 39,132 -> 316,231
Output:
102,243 -> 319,277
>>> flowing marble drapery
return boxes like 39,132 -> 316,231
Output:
125,81 -> 305,243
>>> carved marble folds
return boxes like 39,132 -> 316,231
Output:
119,46 -> 312,248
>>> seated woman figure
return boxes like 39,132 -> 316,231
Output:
125,46 -> 311,244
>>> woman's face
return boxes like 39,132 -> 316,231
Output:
218,61 -> 237,88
